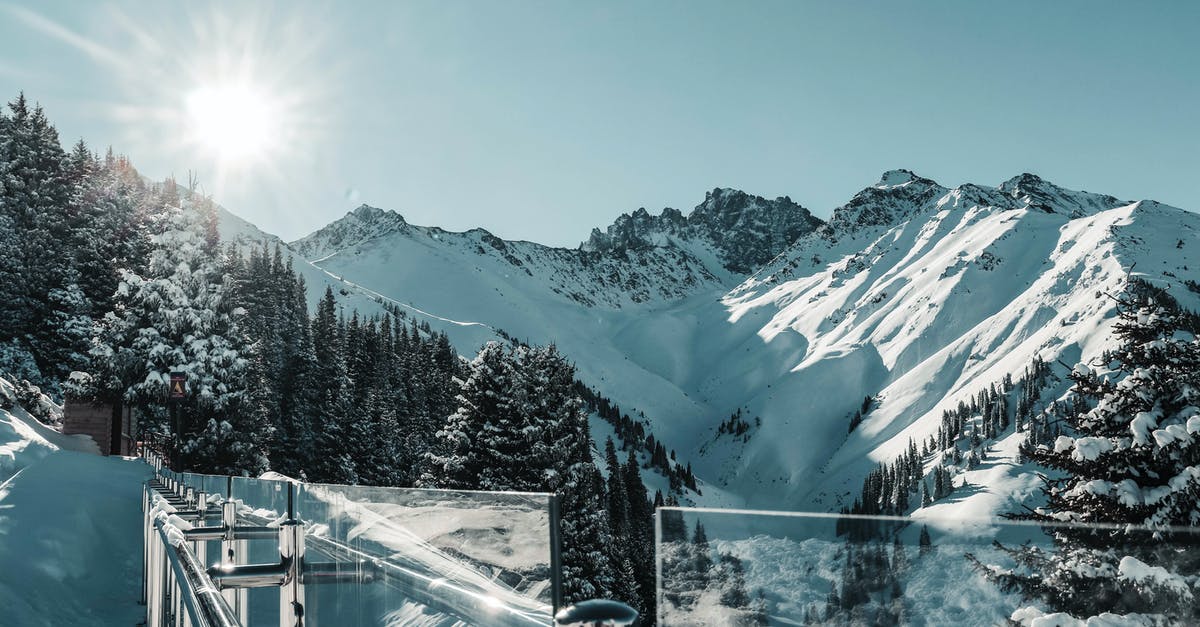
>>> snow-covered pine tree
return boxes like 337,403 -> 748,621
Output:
94,195 -> 269,474
972,290 -> 1200,620
621,447 -> 659,616
558,427 -> 618,604
426,341 -> 520,489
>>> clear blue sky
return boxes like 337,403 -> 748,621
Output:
1,1 -> 1196,245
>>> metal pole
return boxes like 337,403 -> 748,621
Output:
279,483 -> 305,627
549,493 -> 564,614
142,484 -> 150,605
194,490 -> 207,572
219,499 -> 243,621
169,403 -> 177,471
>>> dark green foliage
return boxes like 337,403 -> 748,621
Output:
0,93 -> 156,397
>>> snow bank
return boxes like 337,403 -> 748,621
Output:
0,379 -> 148,626
0,380 -> 98,487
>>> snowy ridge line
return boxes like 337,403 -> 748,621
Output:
314,267 -> 495,329
304,227 -> 406,264
661,507 -> 1200,535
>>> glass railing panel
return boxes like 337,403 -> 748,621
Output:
179,471 -> 231,504
229,475 -> 294,522
228,475 -> 295,625
656,508 -> 1200,626
296,483 -> 555,627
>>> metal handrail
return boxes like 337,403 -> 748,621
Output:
140,449 -> 595,627
154,512 -> 241,627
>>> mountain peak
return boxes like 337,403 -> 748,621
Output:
291,204 -> 410,260
828,171 -> 947,233
583,188 -> 822,274
875,169 -> 926,189
998,172 -> 1048,196
347,204 -> 405,224
998,172 -> 1127,217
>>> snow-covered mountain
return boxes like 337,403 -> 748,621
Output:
229,171 -> 1199,520
215,205 -> 390,318
289,188 -> 823,311
718,172 -> 1197,515
581,188 -> 823,274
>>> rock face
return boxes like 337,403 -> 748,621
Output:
825,170 -> 947,233
582,188 -> 823,274
290,204 -> 410,261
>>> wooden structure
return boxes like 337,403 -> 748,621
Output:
63,399 -> 137,456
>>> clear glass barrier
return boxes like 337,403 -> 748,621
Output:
657,508 -> 1200,626
298,483 -> 555,627
166,473 -> 556,625
180,472 -> 232,503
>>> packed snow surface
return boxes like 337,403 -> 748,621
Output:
0,398 -> 149,626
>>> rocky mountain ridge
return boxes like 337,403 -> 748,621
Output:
581,188 -> 823,274
288,187 -> 826,309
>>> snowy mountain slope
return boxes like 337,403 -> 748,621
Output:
224,172 -> 1197,520
289,189 -> 822,311
216,206 -> 389,318
716,177 -> 1199,514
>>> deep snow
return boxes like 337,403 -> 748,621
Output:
0,399 -> 150,626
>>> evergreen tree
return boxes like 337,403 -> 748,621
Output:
918,525 -> 933,556
426,341 -> 521,489
307,286 -> 356,483
973,291 -> 1200,620
94,197 -> 269,474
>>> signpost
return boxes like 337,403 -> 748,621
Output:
168,372 -> 185,470
169,372 -> 186,401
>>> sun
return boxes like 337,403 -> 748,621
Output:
184,83 -> 279,166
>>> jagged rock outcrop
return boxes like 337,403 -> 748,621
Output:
583,188 -> 823,273
290,204 -> 410,261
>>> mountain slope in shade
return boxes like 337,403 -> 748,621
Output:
231,172 -> 1198,521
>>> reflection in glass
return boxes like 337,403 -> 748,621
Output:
299,483 -> 554,627
657,508 -> 1200,626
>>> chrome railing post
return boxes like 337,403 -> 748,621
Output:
279,519 -> 305,627
142,483 -> 150,605
194,491 -> 207,570
220,498 -> 247,623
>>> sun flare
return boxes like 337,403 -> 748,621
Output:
185,83 -> 278,166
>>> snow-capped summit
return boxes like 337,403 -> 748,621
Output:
291,204 -> 410,261
583,188 -> 822,273
998,172 -> 1126,217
